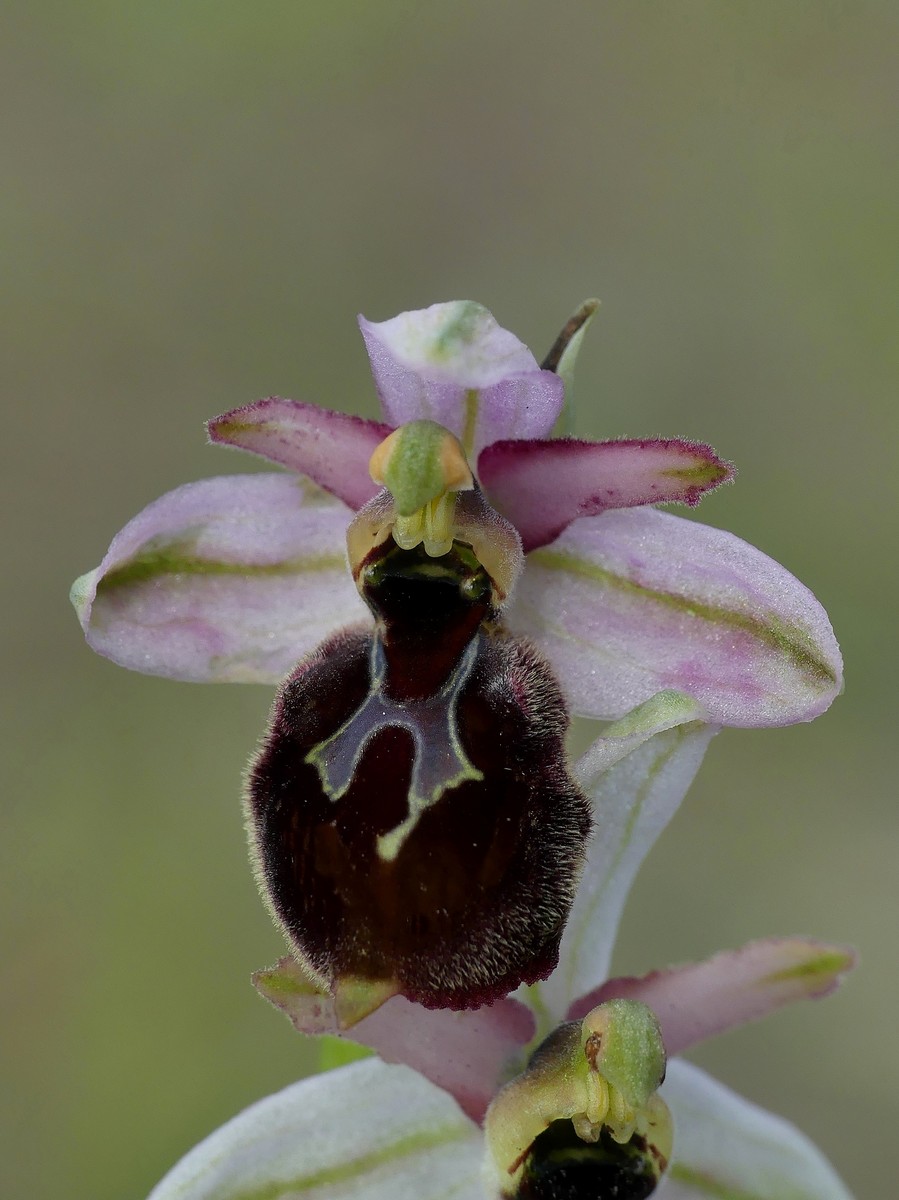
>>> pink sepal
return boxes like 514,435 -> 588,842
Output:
72,474 -> 366,683
508,507 -> 843,726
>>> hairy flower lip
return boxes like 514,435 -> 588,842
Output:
245,537 -> 593,1011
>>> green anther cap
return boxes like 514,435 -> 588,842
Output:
581,998 -> 667,1113
484,999 -> 671,1198
369,419 -> 473,517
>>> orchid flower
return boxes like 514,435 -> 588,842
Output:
147,698 -> 855,1200
71,302 -> 850,1194
71,300 -> 843,1012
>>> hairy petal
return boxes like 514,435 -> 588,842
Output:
207,398 -> 390,510
509,507 -> 842,726
254,957 -> 535,1123
71,474 -> 368,683
526,692 -> 717,1027
572,938 -> 857,1051
360,303 -> 563,458
658,1060 -> 853,1199
478,437 -> 734,552
147,1059 -> 484,1200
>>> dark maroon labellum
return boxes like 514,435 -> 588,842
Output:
247,538 -> 591,1011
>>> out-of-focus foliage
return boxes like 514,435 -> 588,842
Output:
2,3 -> 895,1197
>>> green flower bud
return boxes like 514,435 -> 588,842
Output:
485,1000 -> 671,1199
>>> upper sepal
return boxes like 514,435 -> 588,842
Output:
360,302 -> 564,459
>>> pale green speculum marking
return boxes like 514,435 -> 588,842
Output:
306,636 -> 484,862
530,547 -> 837,688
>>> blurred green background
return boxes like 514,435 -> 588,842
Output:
3,2 -> 896,1196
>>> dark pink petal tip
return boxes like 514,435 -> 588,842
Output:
478,436 -> 734,552
207,397 -> 392,511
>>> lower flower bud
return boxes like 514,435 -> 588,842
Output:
485,1001 -> 671,1199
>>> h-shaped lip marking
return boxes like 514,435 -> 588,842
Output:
305,635 -> 484,862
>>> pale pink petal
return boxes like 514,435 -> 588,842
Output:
71,474 -> 368,683
147,1058 -> 484,1200
657,1060 -> 852,1199
571,938 -> 856,1054
477,437 -> 734,552
254,957 -> 534,1124
207,398 -> 390,510
527,694 -> 718,1025
360,303 -> 563,457
509,507 -> 842,726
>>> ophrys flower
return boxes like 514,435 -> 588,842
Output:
71,301 -> 843,1010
